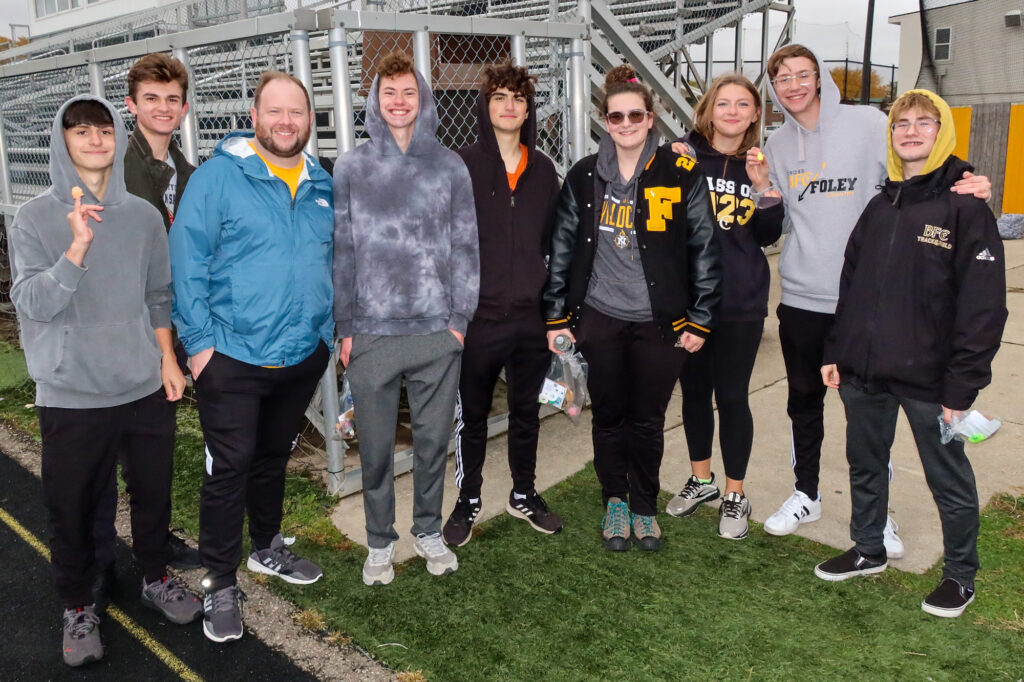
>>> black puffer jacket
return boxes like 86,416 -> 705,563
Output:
543,146 -> 721,341
823,156 -> 1007,409
457,90 -> 560,321
680,131 -> 783,321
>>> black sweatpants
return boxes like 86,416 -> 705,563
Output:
777,303 -> 834,499
195,343 -> 328,590
39,388 -> 175,608
576,305 -> 686,516
839,382 -> 979,585
454,314 -> 550,500
680,319 -> 764,481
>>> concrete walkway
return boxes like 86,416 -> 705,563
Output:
332,240 -> 1024,572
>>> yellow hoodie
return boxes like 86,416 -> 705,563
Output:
886,89 -> 957,182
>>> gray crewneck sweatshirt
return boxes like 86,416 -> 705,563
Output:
764,53 -> 888,314
7,95 -> 171,408
332,71 -> 480,337
585,131 -> 659,322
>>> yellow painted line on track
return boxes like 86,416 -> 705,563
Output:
0,506 -> 204,682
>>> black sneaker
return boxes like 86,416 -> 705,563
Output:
246,534 -> 323,585
168,531 -> 202,570
202,584 -> 246,643
814,548 -> 887,582
506,490 -> 563,534
922,578 -> 975,618
442,496 -> 482,547
91,563 -> 116,615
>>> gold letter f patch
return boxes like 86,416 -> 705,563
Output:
645,187 -> 682,231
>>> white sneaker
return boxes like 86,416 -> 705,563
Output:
764,491 -> 822,536
413,532 -> 459,576
884,516 -> 905,559
362,542 -> 395,586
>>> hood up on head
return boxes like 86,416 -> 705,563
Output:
764,51 -> 841,162
886,88 -> 956,182
365,69 -> 440,156
49,94 -> 129,205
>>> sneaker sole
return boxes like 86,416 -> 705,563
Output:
505,503 -> 563,534
140,595 -> 203,625
921,593 -> 974,618
814,562 -> 887,582
764,510 -> 822,536
718,526 -> 749,540
64,650 -> 103,667
203,619 -> 243,643
362,567 -> 395,586
602,537 -> 630,551
665,490 -> 721,518
245,556 -> 322,585
443,529 -> 474,547
633,536 -> 662,551
413,545 -> 458,576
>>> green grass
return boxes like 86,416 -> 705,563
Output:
3,342 -> 1023,680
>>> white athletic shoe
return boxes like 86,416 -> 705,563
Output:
884,516 -> 905,559
413,532 -> 458,576
764,491 -> 822,536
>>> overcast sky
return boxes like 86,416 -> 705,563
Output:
1,0 -> 922,63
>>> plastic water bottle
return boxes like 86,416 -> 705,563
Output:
553,334 -> 573,352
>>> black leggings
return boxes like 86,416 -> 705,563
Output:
680,319 -> 764,481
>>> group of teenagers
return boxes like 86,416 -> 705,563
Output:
6,39 -> 1007,668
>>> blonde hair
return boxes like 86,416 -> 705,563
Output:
889,92 -> 940,122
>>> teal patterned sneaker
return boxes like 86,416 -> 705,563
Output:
601,497 -> 631,551
631,513 -> 663,551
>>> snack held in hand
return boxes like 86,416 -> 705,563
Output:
71,186 -> 84,199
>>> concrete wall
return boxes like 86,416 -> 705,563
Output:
30,0 -> 173,37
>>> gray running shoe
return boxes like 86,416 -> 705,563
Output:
718,492 -> 751,540
666,474 -> 721,517
601,497 -> 631,551
631,513 -> 663,551
62,605 -> 103,667
246,533 -> 323,585
362,542 -> 396,586
141,575 -> 203,624
202,584 -> 246,643
413,532 -> 459,576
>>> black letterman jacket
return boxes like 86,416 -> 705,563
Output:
543,147 -> 721,341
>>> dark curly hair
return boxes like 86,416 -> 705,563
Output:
602,64 -> 653,114
480,61 -> 536,100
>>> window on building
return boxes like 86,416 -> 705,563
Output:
934,27 -> 952,61
36,0 -> 81,17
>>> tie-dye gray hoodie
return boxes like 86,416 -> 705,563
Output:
7,95 -> 170,408
332,71 -> 480,337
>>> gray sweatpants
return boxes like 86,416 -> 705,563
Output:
346,331 -> 463,548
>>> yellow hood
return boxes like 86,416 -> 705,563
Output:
887,89 -> 956,181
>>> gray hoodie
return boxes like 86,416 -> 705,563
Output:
7,95 -> 171,408
764,53 -> 888,314
332,71 -> 480,337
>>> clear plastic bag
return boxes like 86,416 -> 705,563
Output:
335,375 -> 357,439
538,343 -> 589,423
937,409 -> 1002,445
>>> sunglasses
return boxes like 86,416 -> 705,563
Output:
605,109 -> 649,125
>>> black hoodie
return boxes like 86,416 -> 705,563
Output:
823,156 -> 1007,410
457,90 -> 560,321
678,131 -> 783,321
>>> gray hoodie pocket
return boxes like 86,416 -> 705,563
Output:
52,320 -> 161,396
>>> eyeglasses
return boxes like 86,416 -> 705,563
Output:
891,118 -> 941,134
771,70 -> 817,87
605,109 -> 649,125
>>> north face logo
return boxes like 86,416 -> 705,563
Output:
316,198 -> 329,208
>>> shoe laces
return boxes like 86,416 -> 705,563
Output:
367,543 -> 394,567
632,513 -> 656,537
603,501 -> 630,535
525,491 -> 550,514
63,607 -> 100,639
147,575 -> 189,603
779,491 -> 809,517
720,494 -> 747,520
415,533 -> 449,558
206,585 -> 246,615
679,475 -> 707,500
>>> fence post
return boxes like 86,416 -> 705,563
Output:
569,0 -> 590,163
329,26 -> 355,154
413,30 -> 431,89
290,20 -> 319,157
172,46 -> 200,166
511,34 -> 526,66
88,60 -> 105,98
0,111 -> 12,205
